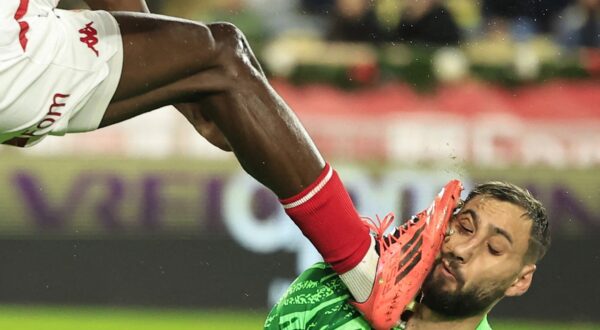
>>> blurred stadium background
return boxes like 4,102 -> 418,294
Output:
1,0 -> 599,329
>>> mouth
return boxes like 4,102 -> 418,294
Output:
440,260 -> 457,280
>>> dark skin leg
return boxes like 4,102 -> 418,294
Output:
1,10 -> 322,195
1,12 -> 228,149
102,13 -> 324,197
82,2 -> 231,151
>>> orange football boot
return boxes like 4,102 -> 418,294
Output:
351,180 -> 463,329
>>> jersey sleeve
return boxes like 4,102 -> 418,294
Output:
264,262 -> 372,330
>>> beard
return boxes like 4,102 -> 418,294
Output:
420,259 -> 509,318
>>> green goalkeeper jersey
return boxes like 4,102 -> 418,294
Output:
265,262 -> 492,330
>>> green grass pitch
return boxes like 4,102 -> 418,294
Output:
0,305 -> 596,330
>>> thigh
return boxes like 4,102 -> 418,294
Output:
100,13 -> 233,127
110,12 -> 220,102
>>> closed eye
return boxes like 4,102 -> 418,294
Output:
456,218 -> 474,234
460,224 -> 472,234
488,245 -> 502,256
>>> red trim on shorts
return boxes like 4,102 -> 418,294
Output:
15,0 -> 30,51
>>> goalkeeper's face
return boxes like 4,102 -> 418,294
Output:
420,195 -> 537,318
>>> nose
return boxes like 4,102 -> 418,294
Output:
446,237 -> 475,264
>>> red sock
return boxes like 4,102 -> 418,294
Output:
280,163 -> 371,274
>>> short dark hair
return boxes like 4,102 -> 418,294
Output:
463,181 -> 550,264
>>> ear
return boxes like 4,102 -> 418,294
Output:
504,264 -> 536,297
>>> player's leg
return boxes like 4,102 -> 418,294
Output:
95,13 -> 370,274
128,14 -> 371,275
100,16 -> 321,195
171,24 -> 374,274
80,10 -> 367,288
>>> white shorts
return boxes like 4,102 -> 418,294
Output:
0,1 -> 123,147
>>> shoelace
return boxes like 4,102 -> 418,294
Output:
362,213 -> 421,252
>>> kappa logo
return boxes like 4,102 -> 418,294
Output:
79,21 -> 99,56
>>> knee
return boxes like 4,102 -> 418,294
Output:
208,22 -> 262,79
208,22 -> 244,51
